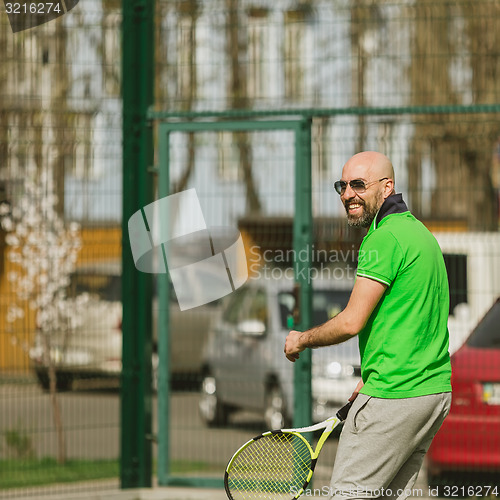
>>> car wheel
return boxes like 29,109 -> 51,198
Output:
199,374 -> 228,427
35,369 -> 73,392
264,385 -> 289,430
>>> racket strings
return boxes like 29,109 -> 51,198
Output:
227,432 -> 312,499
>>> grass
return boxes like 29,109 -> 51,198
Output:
0,457 -> 119,489
0,458 -> 222,489
171,460 -> 222,475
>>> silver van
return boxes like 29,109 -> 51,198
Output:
199,276 -> 360,428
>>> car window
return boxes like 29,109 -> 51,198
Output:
69,272 -> 121,301
278,292 -> 295,327
312,290 -> 350,325
242,288 -> 268,326
278,289 -> 351,328
222,286 -> 251,325
466,300 -> 500,349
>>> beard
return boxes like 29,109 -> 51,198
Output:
345,191 -> 383,228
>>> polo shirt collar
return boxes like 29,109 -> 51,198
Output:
372,193 -> 409,230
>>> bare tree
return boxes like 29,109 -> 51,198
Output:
172,0 -> 198,194
350,0 -> 369,152
408,1 -> 499,229
226,0 -> 262,214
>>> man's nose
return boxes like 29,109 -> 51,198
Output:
342,183 -> 356,200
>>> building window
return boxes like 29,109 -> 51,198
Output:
217,131 -> 241,181
177,13 -> 196,102
312,117 -> 330,178
64,114 -> 93,180
102,12 -> 121,96
247,7 -> 269,100
284,9 -> 305,100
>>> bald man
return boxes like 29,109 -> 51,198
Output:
285,152 -> 452,500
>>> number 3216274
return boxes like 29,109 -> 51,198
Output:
442,485 -> 499,497
5,3 -> 62,14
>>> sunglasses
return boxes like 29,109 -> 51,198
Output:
334,177 -> 388,195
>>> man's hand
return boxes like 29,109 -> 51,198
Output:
283,277 -> 387,357
284,330 -> 305,362
349,379 -> 364,401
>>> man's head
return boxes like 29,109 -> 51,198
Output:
336,151 -> 395,228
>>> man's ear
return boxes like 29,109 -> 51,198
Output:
384,179 -> 395,198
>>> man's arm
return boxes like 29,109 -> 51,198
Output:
284,276 -> 387,362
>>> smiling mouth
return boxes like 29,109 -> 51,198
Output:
346,202 -> 364,214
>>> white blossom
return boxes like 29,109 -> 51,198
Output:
0,202 -> 10,216
7,271 -> 18,282
1,218 -> 13,232
7,306 -> 25,323
0,177 -> 83,338
38,274 -> 49,286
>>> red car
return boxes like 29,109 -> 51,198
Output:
427,298 -> 500,491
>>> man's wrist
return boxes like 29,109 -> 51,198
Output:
300,329 -> 314,349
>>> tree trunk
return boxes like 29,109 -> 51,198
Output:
43,333 -> 67,465
226,0 -> 261,214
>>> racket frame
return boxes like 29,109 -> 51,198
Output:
224,402 -> 352,500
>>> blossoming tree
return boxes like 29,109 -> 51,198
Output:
0,172 -> 83,465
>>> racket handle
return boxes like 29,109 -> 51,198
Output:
336,401 -> 353,421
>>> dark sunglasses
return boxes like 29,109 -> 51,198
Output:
334,177 -> 388,195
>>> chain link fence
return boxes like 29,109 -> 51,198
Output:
0,0 -> 499,497
0,0 -> 122,496
153,0 -> 500,492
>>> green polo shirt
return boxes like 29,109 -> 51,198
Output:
356,197 -> 452,398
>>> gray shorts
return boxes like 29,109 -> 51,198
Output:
328,392 -> 451,500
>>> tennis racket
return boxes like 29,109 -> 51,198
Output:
224,401 -> 352,500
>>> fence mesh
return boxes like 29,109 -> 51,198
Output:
154,0 -> 500,492
0,0 -> 121,496
0,0 -> 499,497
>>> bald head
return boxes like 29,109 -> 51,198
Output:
339,151 -> 396,228
342,151 -> 395,187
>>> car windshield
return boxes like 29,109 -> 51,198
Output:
278,289 -> 351,328
69,272 -> 121,302
466,300 -> 500,349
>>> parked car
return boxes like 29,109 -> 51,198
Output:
30,260 -> 224,390
426,298 -> 500,490
29,260 -> 123,391
198,276 -> 359,429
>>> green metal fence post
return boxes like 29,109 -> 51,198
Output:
157,126 -> 171,486
155,118 -> 307,488
293,117 -> 313,428
120,0 -> 155,488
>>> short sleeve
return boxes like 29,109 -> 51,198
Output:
356,230 -> 403,286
